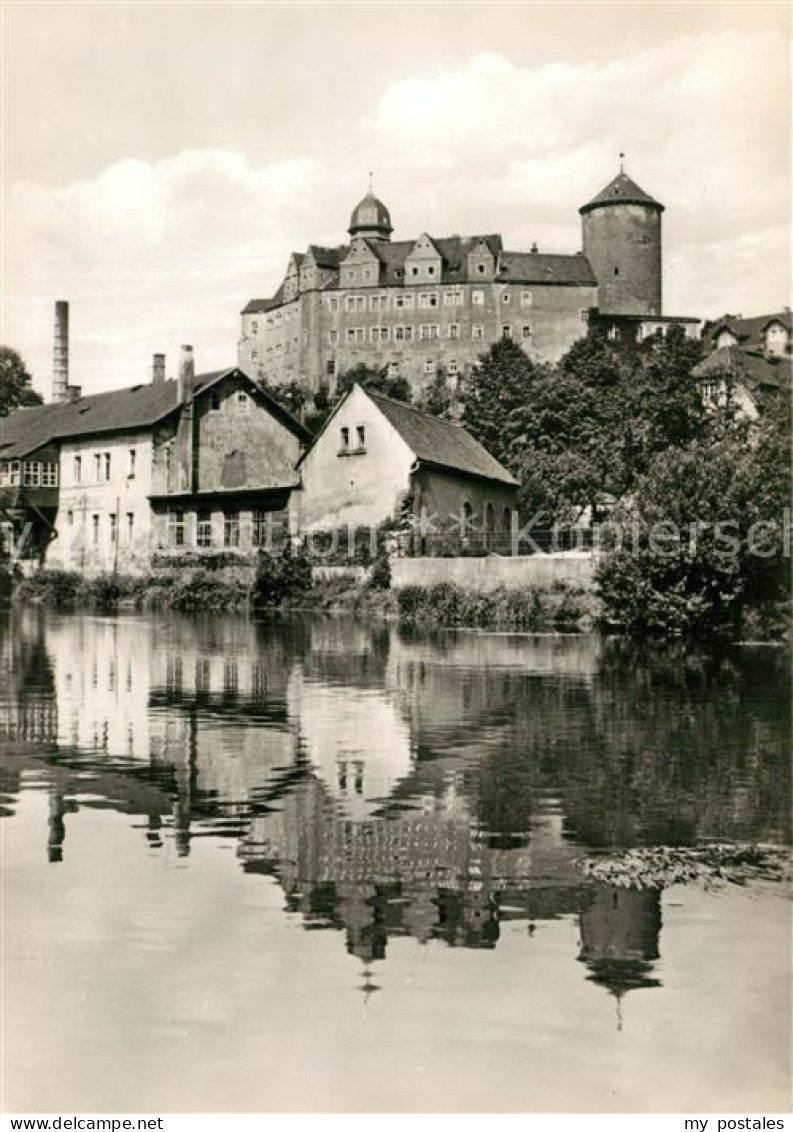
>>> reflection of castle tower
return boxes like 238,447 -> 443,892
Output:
578,886 -> 662,1028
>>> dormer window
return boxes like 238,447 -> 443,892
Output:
427,264 -> 436,276
477,263 -> 486,274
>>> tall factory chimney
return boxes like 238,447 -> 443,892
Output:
152,353 -> 166,384
52,301 -> 69,404
177,345 -> 195,401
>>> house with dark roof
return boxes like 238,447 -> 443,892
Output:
693,308 -> 792,419
238,166 -> 700,398
294,384 -> 517,549
0,359 -> 310,571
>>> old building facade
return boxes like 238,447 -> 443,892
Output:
295,383 -> 518,547
0,364 -> 309,573
238,167 -> 698,395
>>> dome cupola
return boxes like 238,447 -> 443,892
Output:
348,185 -> 393,242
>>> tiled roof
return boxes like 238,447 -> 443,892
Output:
707,311 -> 792,349
0,368 -> 310,459
366,389 -> 518,486
498,251 -> 597,286
308,245 -> 345,270
241,283 -> 285,315
580,172 -> 664,214
693,346 -> 791,394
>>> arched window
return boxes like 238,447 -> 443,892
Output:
462,501 -> 474,536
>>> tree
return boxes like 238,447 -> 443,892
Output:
417,366 -> 459,419
596,421 -> 790,638
462,338 -> 541,467
0,347 -> 41,416
336,362 -> 412,403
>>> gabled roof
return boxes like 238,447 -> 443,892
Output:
498,251 -> 597,287
693,346 -> 791,394
361,387 -> 516,485
0,368 -> 310,459
241,283 -> 285,315
580,172 -> 664,214
307,245 -> 345,270
706,311 -> 792,350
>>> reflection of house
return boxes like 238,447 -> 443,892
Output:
695,310 -> 792,419
289,667 -> 413,820
0,353 -> 309,571
295,383 -> 517,543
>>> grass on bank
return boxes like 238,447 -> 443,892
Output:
8,565 -> 595,632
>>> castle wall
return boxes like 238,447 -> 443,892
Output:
241,279 -> 595,395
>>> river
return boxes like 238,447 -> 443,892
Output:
2,608 -> 790,1112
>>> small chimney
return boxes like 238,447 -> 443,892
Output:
152,353 -> 166,384
52,301 -> 69,403
530,242 -> 539,254
177,345 -> 194,401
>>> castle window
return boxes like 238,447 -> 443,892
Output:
472,290 -> 484,305
444,291 -> 463,306
419,292 -> 438,308
388,362 -> 399,377
424,360 -> 435,375
92,514 -> 100,544
329,330 -> 338,345
472,324 -> 484,340
448,324 -> 459,339
73,456 -> 82,485
109,513 -> 117,545
94,453 -> 102,481
521,291 -> 533,306
477,264 -> 486,275
502,325 -> 512,339
614,267 -> 620,276
326,359 -> 336,376
502,292 -> 511,304
447,359 -> 459,374
522,325 -> 532,339
127,449 -> 137,478
126,513 -> 135,543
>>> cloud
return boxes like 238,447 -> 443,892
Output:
367,31 -> 790,315
5,151 -> 323,393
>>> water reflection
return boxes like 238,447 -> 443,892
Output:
1,607 -> 789,1019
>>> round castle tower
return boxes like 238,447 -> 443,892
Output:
580,167 -> 664,317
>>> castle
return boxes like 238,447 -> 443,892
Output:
238,165 -> 699,395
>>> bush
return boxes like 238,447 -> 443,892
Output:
368,551 -> 392,590
253,545 -> 313,608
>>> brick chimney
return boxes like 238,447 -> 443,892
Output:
152,353 -> 166,384
52,301 -> 69,404
177,345 -> 194,402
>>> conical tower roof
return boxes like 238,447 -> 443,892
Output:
580,171 -> 664,215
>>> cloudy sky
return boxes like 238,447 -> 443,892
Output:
3,1 -> 790,397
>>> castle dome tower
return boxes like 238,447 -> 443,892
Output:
348,186 -> 393,242
580,164 -> 664,317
